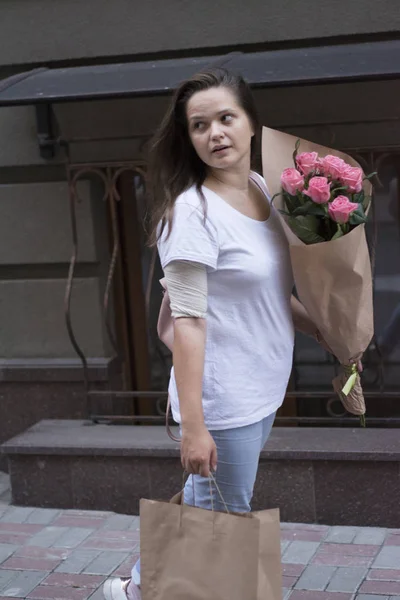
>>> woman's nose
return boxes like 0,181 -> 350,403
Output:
210,121 -> 223,139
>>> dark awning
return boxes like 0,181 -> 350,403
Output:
0,39 -> 400,107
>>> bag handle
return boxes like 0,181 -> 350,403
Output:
181,471 -> 230,515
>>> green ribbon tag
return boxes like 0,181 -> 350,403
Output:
342,364 -> 358,396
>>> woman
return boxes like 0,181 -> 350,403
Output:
104,67 -> 326,600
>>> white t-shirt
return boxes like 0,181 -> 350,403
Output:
157,172 -> 295,430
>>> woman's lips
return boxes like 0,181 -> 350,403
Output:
212,146 -> 230,154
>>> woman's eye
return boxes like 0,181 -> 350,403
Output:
221,114 -> 233,123
193,121 -> 205,130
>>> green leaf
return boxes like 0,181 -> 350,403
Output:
300,215 -> 320,231
349,213 -> 367,225
363,171 -> 377,180
278,209 -> 291,217
332,186 -> 349,194
307,203 -> 328,217
331,225 -> 344,241
353,191 -> 364,203
349,205 -> 367,225
287,215 -> 325,244
362,194 -> 371,211
355,204 -> 366,218
292,139 -> 301,167
283,191 -> 301,214
292,200 -> 326,217
292,202 -> 312,216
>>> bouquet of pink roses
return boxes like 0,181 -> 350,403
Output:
279,145 -> 373,245
262,127 -> 375,426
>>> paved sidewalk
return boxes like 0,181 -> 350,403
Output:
1,472 -> 400,599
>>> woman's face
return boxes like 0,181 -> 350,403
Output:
186,86 -> 254,172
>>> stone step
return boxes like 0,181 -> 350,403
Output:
1,420 -> 400,527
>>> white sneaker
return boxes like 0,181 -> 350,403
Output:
103,577 -> 141,600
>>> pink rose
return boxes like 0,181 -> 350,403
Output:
341,165 -> 363,193
304,176 -> 331,204
281,168 -> 304,196
296,152 -> 319,175
328,195 -> 359,224
321,155 -> 347,180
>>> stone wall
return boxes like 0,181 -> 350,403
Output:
0,0 -> 399,66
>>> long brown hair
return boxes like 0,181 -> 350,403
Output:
147,67 -> 259,246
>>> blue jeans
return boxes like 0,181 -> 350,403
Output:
130,412 -> 276,587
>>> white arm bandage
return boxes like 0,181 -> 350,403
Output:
164,260 -> 208,319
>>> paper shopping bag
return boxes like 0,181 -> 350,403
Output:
140,494 -> 282,600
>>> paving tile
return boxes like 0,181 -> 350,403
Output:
52,517 -> 107,529
281,540 -> 290,554
282,541 -> 320,564
319,543 -> 379,557
0,532 -> 32,545
385,535 -> 400,546
0,543 -> 18,564
1,570 -> 48,598
14,546 -> 70,561
374,546 -> 400,569
368,569 -> 400,581
52,527 -> 94,549
83,551 -> 130,576
280,523 -> 328,533
112,553 -> 139,577
1,556 -> 61,572
54,550 -> 101,574
127,517 -> 140,531
0,524 -> 42,535
353,528 -> 387,546
91,530 -> 139,542
295,565 -> 336,591
312,551 -> 372,567
0,570 -> 17,591
25,510 -> 61,526
281,530 -> 326,542
0,507 -> 36,524
80,536 -> 138,551
41,573 -> 104,589
355,596 -> 389,600
63,510 -> 112,518
87,589 -> 105,600
288,592 -> 352,600
283,564 -> 305,577
325,527 -> 359,544
327,567 -> 368,593
26,527 -> 67,548
283,575 -> 298,588
102,515 -> 136,531
359,581 -> 400,595
27,585 -> 91,599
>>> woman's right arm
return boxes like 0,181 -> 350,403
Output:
164,260 -> 217,478
174,317 -> 217,477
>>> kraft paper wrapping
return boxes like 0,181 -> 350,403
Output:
262,126 -> 374,417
